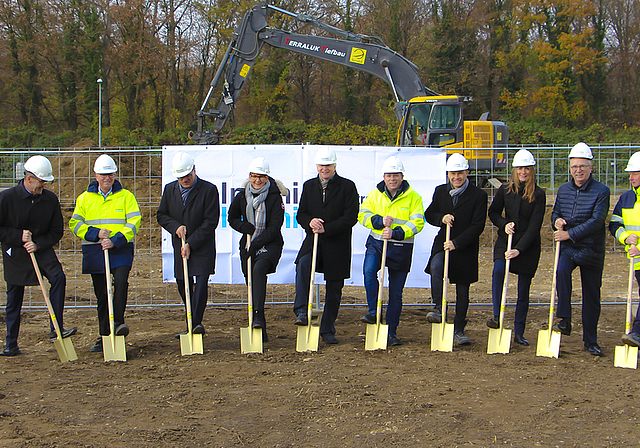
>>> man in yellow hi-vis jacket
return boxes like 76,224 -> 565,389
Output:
610,151 -> 640,349
358,155 -> 424,346
70,154 -> 141,353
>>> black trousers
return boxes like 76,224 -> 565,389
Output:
176,274 -> 209,326
91,265 -> 131,336
4,270 -> 66,349
293,251 -> 345,336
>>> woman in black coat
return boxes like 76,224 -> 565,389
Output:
487,149 -> 546,346
228,157 -> 287,341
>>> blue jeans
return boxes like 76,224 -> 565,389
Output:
363,252 -> 407,337
556,252 -> 602,345
429,251 -> 470,331
632,271 -> 640,335
491,259 -> 533,336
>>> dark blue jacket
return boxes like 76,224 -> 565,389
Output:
551,175 -> 610,270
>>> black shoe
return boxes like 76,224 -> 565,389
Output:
0,346 -> 20,356
427,309 -> 442,324
553,319 -> 571,336
253,312 -> 266,329
49,326 -> 77,340
360,313 -> 376,324
294,314 -> 308,326
176,324 -> 204,339
115,324 -> 129,337
486,317 -> 500,329
90,338 -> 103,353
389,335 -> 402,346
454,331 -> 471,345
514,334 -> 530,346
622,332 -> 640,348
262,328 -> 269,343
321,333 -> 339,344
584,342 -> 603,356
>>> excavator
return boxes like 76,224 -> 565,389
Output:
191,2 -> 509,176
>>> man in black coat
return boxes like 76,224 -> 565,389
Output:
0,156 -> 76,356
425,153 -> 487,346
293,148 -> 359,344
157,152 -> 220,336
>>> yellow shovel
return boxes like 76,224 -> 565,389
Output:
614,256 -> 638,369
536,241 -> 562,359
431,223 -> 455,352
102,249 -> 127,362
365,236 -> 389,351
240,237 -> 263,354
179,237 -> 203,356
29,252 -> 77,363
296,232 -> 320,352
487,233 -> 513,354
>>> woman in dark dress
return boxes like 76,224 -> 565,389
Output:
228,157 -> 288,342
487,149 -> 546,346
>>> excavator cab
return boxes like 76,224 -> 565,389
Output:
399,96 -> 464,147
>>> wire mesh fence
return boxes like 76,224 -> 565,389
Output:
0,144 -> 638,311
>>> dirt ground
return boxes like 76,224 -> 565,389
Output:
0,302 -> 638,447
1,153 -> 638,446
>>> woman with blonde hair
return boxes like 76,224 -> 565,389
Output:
487,149 -> 546,346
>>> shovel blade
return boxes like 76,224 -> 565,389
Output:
53,338 -> 77,363
365,323 -> 389,351
487,328 -> 512,354
240,327 -> 263,354
614,345 -> 638,369
296,325 -> 320,352
102,335 -> 127,362
180,333 -> 204,356
430,322 -> 454,352
536,329 -> 561,358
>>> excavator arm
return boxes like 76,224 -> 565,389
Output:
191,2 -> 437,145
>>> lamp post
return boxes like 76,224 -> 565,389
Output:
97,78 -> 103,147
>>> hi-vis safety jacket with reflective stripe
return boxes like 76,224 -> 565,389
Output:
610,185 -> 640,270
70,180 -> 141,273
358,180 -> 424,243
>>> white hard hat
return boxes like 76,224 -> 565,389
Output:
172,152 -> 195,178
24,155 -> 54,182
446,153 -> 469,171
93,154 -> 118,174
512,149 -> 536,167
248,157 -> 270,175
382,156 -> 405,174
625,151 -> 640,172
314,147 -> 337,165
568,142 -> 593,160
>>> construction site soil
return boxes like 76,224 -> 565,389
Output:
0,152 -> 638,446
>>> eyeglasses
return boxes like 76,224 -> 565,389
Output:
249,174 -> 267,180
570,164 -> 591,172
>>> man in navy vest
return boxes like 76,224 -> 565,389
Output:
552,143 -> 610,356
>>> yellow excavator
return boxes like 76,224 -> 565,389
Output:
191,2 -> 509,177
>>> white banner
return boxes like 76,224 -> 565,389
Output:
161,145 -> 446,288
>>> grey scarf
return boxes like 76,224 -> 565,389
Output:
449,178 -> 469,206
245,180 -> 270,240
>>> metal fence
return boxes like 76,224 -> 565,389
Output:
1,144 -> 639,311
